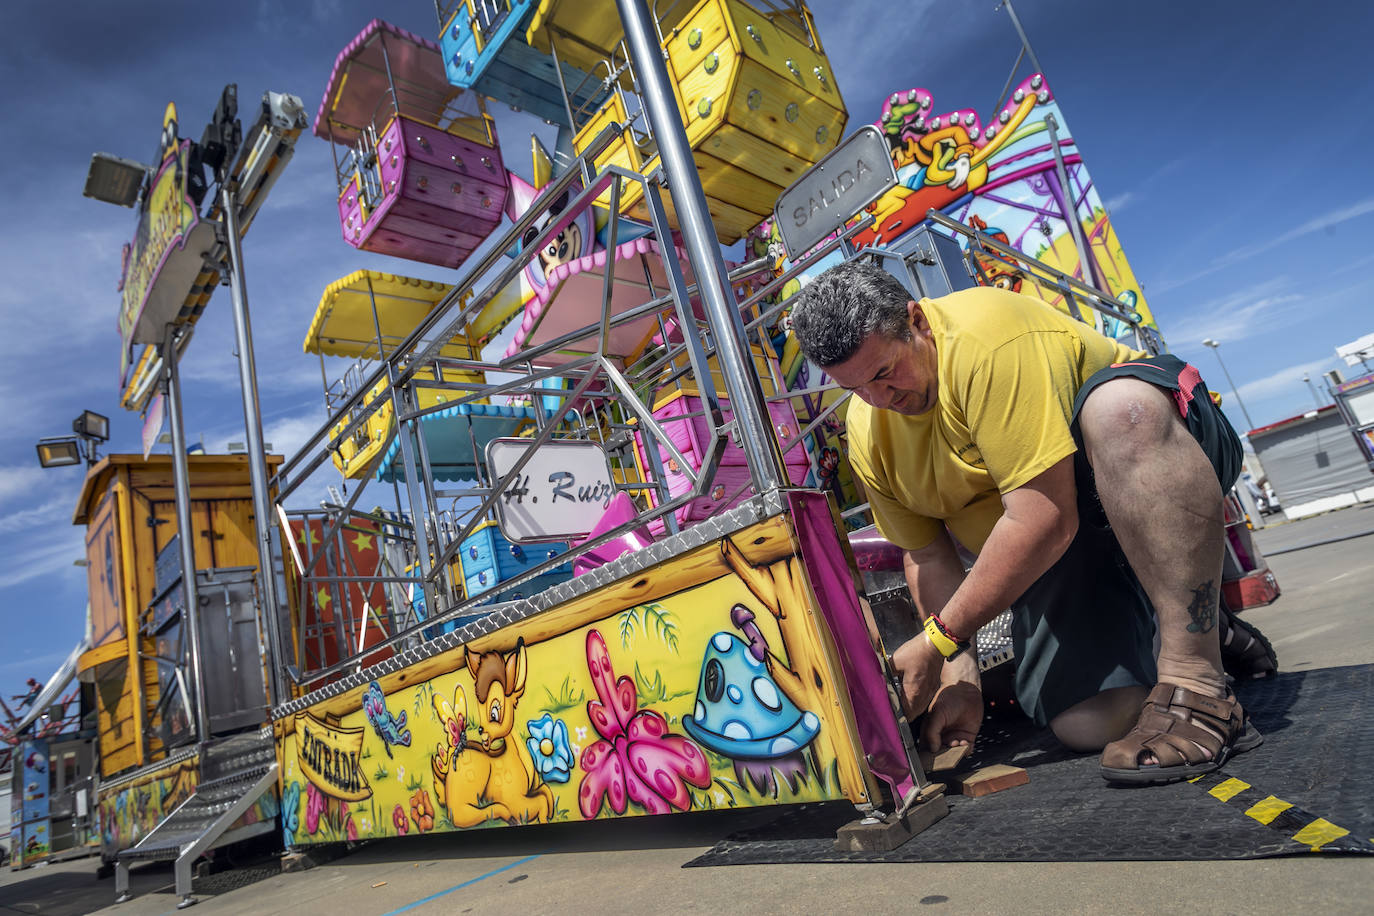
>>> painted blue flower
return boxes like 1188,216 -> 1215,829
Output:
281,781 -> 301,846
526,714 -> 574,784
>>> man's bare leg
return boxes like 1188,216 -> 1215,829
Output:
1077,379 -> 1229,768
1049,685 -> 1149,751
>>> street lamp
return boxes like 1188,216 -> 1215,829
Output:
1201,339 -> 1256,431
1302,373 -> 1325,409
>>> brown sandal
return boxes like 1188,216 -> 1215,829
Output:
1100,684 -> 1263,785
1219,606 -> 1278,681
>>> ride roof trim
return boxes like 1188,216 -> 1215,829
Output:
315,19 -> 456,146
303,269 -> 466,360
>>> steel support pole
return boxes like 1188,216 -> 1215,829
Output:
162,324 -> 210,744
1044,113 -> 1102,292
221,187 -> 284,708
1001,0 -> 1047,78
615,0 -> 787,495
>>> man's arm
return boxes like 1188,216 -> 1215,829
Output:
891,455 -> 1079,744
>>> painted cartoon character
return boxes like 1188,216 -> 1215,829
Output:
505,143 -> 596,306
816,446 -> 841,492
362,680 -> 411,758
430,638 -> 553,827
966,215 -> 1026,293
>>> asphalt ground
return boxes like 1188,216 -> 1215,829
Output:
3,504 -> 1371,915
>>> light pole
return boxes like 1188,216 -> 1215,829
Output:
1302,373 -> 1325,409
1201,339 -> 1256,431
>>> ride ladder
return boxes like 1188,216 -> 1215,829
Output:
114,731 -> 278,910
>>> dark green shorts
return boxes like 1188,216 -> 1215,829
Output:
1010,353 -> 1242,726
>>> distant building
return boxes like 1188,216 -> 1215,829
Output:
1247,405 -> 1374,518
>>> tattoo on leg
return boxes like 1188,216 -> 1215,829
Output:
1185,579 -> 1218,634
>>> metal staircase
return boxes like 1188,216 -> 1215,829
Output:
115,731 -> 279,909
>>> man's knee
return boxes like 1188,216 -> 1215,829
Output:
1048,685 -> 1148,752
1078,378 -> 1186,470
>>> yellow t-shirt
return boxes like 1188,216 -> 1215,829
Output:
847,286 -> 1144,554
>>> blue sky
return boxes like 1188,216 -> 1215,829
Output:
1,0 -> 1371,698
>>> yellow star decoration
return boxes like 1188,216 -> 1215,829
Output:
297,526 -> 319,548
351,530 -> 374,553
315,588 -> 331,609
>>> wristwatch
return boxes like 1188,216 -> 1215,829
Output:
924,614 -> 972,660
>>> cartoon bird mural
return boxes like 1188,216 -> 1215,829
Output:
362,680 -> 412,759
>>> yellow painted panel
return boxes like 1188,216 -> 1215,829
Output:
634,180 -> 761,245
276,508 -> 881,848
678,37 -> 739,145
574,94 -> 648,212
211,499 -> 260,569
667,0 -> 735,81
725,60 -> 845,163
694,149 -> 784,219
725,0 -> 839,107
701,123 -> 815,190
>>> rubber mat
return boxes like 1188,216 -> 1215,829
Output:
685,664 -> 1374,864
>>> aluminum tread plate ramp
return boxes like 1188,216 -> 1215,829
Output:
115,732 -> 280,907
685,664 -> 1374,864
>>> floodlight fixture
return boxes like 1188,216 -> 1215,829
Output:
83,152 -> 150,208
36,437 -> 84,468
73,409 -> 110,442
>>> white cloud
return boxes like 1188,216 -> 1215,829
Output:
1103,191 -> 1136,213
0,496 -> 73,537
1160,281 -> 1302,350
0,528 -> 86,589
0,649 -> 74,680
1154,196 -> 1374,293
0,467 -> 51,505
1232,355 -> 1345,405
1214,196 -> 1374,269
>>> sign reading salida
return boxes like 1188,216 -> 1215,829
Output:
773,125 -> 897,259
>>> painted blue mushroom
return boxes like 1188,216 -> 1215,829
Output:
683,617 -> 821,796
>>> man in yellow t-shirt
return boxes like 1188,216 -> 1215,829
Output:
790,260 -> 1262,785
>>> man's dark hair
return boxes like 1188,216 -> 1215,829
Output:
788,260 -> 913,367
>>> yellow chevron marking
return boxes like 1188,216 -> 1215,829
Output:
1292,818 -> 1349,850
1244,796 -> 1293,825
1208,777 -> 1251,802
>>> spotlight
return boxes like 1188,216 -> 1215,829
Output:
36,438 -> 84,468
73,410 -> 110,442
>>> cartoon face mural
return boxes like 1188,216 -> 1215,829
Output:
852,74 -> 1156,341
506,174 -> 597,306
276,507 -> 891,845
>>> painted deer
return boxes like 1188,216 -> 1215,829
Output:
431,638 -> 553,827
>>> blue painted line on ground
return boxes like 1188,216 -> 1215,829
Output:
379,854 -> 542,915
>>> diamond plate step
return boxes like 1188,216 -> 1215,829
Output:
117,733 -> 278,864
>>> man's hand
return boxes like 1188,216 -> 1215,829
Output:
922,680 -> 983,750
891,633 -> 943,721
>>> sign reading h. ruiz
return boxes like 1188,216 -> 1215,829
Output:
773,125 -> 897,259
487,438 -> 616,542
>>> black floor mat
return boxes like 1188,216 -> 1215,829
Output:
685,664 -> 1374,864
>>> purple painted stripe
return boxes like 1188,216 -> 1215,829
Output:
787,491 -> 917,805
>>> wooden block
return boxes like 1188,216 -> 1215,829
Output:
956,764 -> 1029,797
835,788 -> 949,852
918,744 -> 972,774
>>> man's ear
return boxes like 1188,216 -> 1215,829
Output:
907,300 -> 931,335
